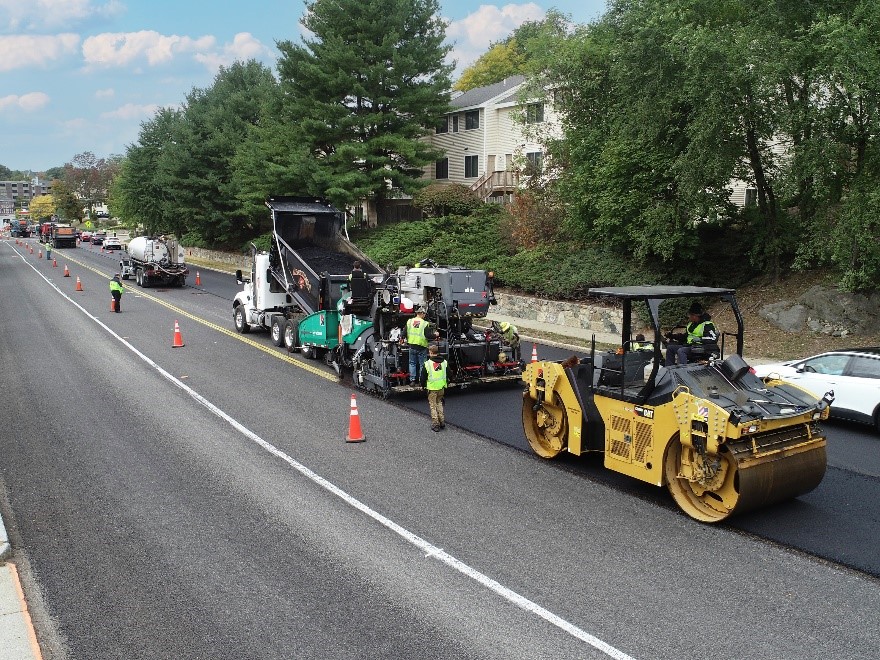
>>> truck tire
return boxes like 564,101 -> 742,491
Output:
284,320 -> 300,352
135,269 -> 143,287
233,305 -> 250,334
270,317 -> 285,346
301,345 -> 317,359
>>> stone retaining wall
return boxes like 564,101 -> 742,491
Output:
184,246 -> 251,271
493,290 -> 623,336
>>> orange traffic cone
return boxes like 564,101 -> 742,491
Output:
195,271 -> 201,286
63,264 -> 70,277
53,257 -> 57,267
38,249 -> 42,259
531,343 -> 539,363
110,297 -> 116,312
75,276 -> 83,291
346,394 -> 365,443
172,320 -> 185,348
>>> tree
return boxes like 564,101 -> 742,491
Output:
29,195 -> 56,221
51,180 -> 82,222
276,0 -> 453,215
63,151 -> 121,216
454,41 -> 525,92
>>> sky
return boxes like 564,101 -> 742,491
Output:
0,1 -> 607,174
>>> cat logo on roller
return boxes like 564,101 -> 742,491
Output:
521,285 -> 832,523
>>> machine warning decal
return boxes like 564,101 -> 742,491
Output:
695,401 -> 709,421
634,406 -> 654,420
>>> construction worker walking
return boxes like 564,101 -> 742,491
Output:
109,272 -> 124,313
421,344 -> 447,432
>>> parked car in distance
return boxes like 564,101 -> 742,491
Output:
103,237 -> 123,251
753,347 -> 880,432
80,231 -> 91,242
90,231 -> 107,245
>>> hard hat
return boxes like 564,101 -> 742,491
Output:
688,302 -> 704,315
500,322 -> 510,332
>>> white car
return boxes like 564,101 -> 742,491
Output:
753,348 -> 880,432
103,237 -> 123,251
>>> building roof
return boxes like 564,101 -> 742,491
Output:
450,75 -> 526,110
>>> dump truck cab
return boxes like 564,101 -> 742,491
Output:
522,285 -> 833,523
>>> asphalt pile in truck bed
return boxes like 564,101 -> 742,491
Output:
294,245 -> 360,275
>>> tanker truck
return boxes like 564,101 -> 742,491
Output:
521,285 -> 833,523
120,236 -> 188,287
233,196 -> 521,395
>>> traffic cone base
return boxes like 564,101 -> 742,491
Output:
53,258 -> 57,267
63,264 -> 70,277
531,343 -> 539,363
172,320 -> 184,347
346,394 -> 365,442
75,276 -> 83,291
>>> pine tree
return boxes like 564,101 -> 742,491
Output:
276,0 -> 453,215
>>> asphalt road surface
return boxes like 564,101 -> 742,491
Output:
1,237 -> 879,660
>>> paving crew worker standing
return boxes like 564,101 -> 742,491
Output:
421,343 -> 447,431
406,306 -> 431,385
109,272 -> 124,313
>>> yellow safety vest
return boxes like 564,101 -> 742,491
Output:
424,359 -> 447,390
407,317 -> 429,347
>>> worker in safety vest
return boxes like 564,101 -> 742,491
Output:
665,302 -> 718,366
109,273 -> 124,313
497,321 -> 521,361
421,343 -> 447,432
406,307 -> 431,384
630,333 -> 654,351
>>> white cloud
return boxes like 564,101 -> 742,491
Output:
82,30 -> 216,69
0,34 -> 80,71
194,32 -> 272,71
446,3 -> 545,71
0,92 -> 51,111
95,88 -> 115,98
0,0 -> 124,31
99,102 -> 161,120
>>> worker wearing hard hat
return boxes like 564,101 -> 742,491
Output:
498,321 -> 521,362
406,307 -> 431,385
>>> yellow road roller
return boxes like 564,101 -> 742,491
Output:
522,286 -> 833,523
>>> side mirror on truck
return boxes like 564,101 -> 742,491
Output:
236,269 -> 250,285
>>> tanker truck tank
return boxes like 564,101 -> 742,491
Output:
121,235 -> 188,288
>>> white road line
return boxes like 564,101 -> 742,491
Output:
14,243 -> 637,660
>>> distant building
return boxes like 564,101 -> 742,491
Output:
0,177 -> 51,206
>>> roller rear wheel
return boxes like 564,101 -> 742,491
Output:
522,391 -> 568,458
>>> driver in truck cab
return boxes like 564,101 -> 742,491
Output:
664,302 -> 718,366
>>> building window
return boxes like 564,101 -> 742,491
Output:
465,110 -> 480,130
526,103 -> 545,124
436,117 -> 448,134
435,158 -> 449,180
744,187 -> 758,207
464,155 -> 479,178
452,115 -> 459,133
525,151 -> 543,173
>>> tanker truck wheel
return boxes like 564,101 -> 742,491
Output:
233,306 -> 250,334
284,321 -> 300,352
270,317 -> 285,346
663,435 -> 739,523
522,390 -> 568,458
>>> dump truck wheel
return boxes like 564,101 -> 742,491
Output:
233,306 -> 250,334
663,436 -> 739,523
522,390 -> 567,458
284,321 -> 299,352
270,317 -> 285,346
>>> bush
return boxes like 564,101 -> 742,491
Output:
412,184 -> 483,218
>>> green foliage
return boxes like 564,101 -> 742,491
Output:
412,184 -> 482,217
455,41 -> 525,92
276,0 -> 453,212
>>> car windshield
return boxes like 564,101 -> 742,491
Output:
800,354 -> 850,375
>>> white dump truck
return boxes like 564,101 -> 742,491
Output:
120,236 -> 189,287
